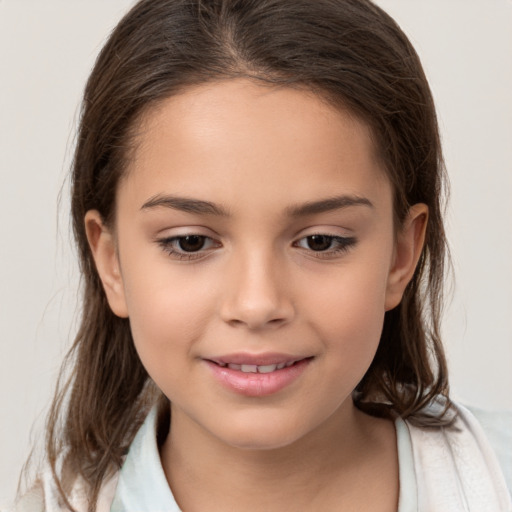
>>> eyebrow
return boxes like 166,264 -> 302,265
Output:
140,193 -> 373,217
141,195 -> 230,216
285,195 -> 374,217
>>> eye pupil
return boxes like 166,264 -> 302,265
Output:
178,235 -> 206,252
307,235 -> 332,251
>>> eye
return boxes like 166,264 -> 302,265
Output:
294,234 -> 356,255
175,235 -> 208,252
157,234 -> 221,260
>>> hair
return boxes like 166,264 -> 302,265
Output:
42,0 -> 452,509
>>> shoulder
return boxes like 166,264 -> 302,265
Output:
405,401 -> 512,510
1,484 -> 45,512
462,403 -> 512,490
1,486 -> 45,512
4,468 -> 120,512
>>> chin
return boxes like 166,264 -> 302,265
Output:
222,431 -> 302,452
210,414 -> 312,452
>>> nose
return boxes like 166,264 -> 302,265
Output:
219,249 -> 295,330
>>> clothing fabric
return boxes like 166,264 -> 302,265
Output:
5,402 -> 512,512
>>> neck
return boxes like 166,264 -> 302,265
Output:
160,401 -> 398,512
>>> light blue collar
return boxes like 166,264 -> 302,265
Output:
396,417 -> 418,511
110,407 -> 181,512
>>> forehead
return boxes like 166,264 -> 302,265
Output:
119,79 -> 391,214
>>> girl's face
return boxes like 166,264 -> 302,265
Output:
87,79 -> 426,450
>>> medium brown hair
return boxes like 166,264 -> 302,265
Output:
45,0 -> 452,508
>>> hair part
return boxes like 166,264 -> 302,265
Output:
43,0 -> 452,509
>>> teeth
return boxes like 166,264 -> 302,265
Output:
241,364 -> 258,373
224,362 -> 296,373
258,364 -> 278,373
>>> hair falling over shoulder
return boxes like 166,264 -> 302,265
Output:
39,0 -> 452,509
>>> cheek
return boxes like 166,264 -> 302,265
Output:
305,257 -> 391,362
119,257 -> 218,372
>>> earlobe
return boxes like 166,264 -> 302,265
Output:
84,210 -> 129,318
385,203 -> 428,311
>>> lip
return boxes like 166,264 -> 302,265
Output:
204,353 -> 313,397
209,352 -> 305,366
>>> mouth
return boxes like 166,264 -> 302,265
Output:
207,353 -> 313,373
204,355 -> 314,397
211,360 -> 303,373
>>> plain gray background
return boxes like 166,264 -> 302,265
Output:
1,0 -> 511,505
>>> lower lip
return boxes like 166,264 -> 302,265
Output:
205,359 -> 311,397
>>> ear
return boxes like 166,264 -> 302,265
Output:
84,210 -> 129,318
385,203 -> 428,311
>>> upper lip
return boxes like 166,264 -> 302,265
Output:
206,352 -> 311,366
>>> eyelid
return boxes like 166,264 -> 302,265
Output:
156,233 -> 222,261
293,233 -> 357,258
154,227 -> 357,261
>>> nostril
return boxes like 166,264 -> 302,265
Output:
268,317 -> 286,324
227,316 -> 288,330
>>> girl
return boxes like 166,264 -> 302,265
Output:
8,0 -> 511,510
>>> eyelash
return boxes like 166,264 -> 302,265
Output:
156,234 -> 357,261
294,234 -> 357,258
157,235 -> 220,261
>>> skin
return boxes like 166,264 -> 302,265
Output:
86,79 -> 428,511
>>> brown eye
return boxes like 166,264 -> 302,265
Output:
305,235 -> 333,251
294,234 -> 357,256
178,235 -> 207,252
157,234 -> 221,260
